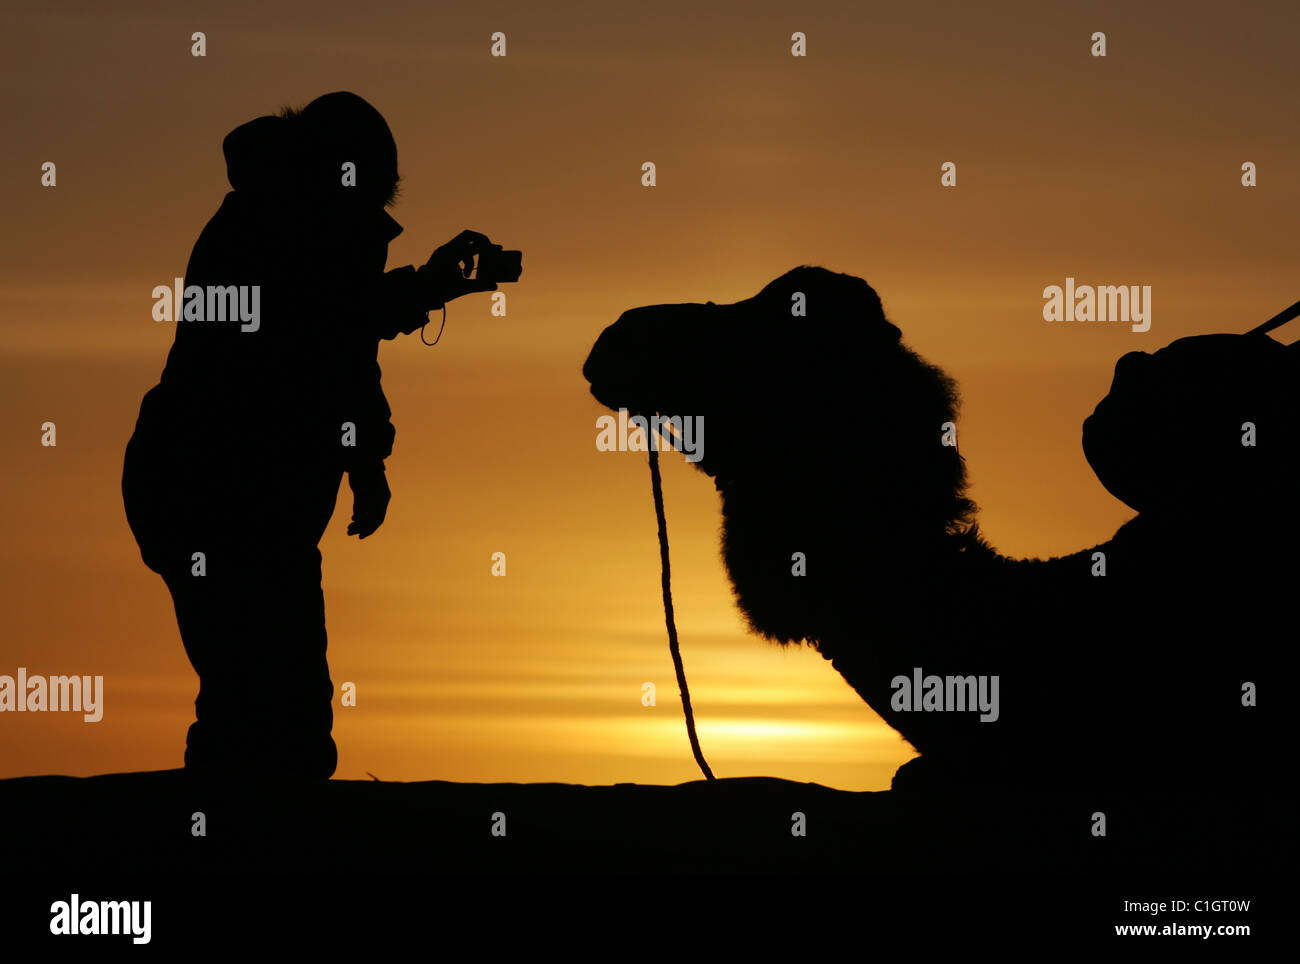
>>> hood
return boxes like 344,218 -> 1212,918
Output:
219,110 -> 404,242
222,115 -> 296,193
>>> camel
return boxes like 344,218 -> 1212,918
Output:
584,266 -> 1293,790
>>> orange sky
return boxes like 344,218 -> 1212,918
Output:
1,1 -> 1296,788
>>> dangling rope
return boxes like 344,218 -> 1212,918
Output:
1245,298 -> 1300,337
649,444 -> 715,781
420,305 -> 448,346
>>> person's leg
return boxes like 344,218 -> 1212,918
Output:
233,542 -> 337,779
165,538 -> 337,780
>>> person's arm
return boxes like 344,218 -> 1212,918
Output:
342,341 -> 395,539
344,230 -> 505,537
371,230 -> 502,340
372,265 -> 434,340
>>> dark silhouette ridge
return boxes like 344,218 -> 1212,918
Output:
122,92 -> 517,779
584,267 -> 1296,790
1,769 -> 1285,876
1,769 -> 1287,942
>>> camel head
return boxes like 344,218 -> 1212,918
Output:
1083,332 -> 1300,523
583,266 -> 975,647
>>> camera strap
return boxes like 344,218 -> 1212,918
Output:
420,305 -> 448,346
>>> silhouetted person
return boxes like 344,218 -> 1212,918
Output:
123,92 -> 508,779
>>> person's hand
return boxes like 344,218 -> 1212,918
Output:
347,465 -> 390,539
418,229 -> 500,308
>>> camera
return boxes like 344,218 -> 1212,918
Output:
473,244 -> 523,286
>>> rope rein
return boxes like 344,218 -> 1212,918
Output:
1246,298 -> 1300,337
649,445 -> 715,782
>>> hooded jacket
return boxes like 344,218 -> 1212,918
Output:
123,110 -> 428,561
